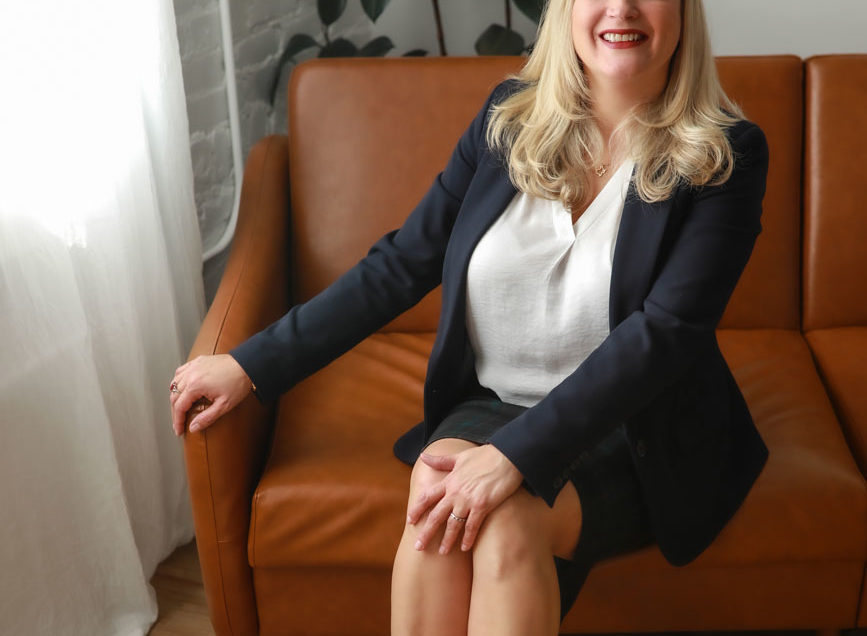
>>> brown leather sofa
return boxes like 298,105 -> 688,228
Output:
182,55 -> 867,635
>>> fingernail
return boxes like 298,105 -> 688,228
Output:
406,515 -> 413,525
461,544 -> 470,552
438,546 -> 447,555
414,540 -> 423,551
189,423 -> 198,433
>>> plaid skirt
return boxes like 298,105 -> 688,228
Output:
423,393 -> 656,620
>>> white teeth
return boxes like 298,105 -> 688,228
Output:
602,32 -> 643,43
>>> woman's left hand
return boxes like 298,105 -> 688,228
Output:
407,444 -> 523,555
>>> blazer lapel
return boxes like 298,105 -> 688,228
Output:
609,183 -> 675,329
424,158 -> 516,429
439,157 -> 517,337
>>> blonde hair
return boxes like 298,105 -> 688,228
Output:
486,0 -> 742,208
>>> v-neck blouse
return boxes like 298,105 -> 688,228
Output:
465,160 -> 635,408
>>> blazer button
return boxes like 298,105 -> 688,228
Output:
636,440 -> 647,458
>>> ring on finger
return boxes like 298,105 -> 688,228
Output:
449,512 -> 468,523
170,381 -> 182,394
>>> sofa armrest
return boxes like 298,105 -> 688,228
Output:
183,134 -> 290,636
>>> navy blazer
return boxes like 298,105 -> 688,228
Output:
231,81 -> 770,568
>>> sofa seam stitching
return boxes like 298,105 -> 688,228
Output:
208,135 -> 281,635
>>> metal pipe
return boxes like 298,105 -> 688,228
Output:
203,0 -> 244,262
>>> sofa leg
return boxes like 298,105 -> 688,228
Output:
815,629 -> 841,636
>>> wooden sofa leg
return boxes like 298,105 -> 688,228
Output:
815,629 -> 841,636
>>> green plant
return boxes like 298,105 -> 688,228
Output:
269,0 -> 544,105
270,0 -> 419,104
475,0 -> 544,56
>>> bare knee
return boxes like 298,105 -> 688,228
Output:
407,438 -> 479,502
472,495 -> 543,580
402,438 -> 479,541
472,485 -> 583,579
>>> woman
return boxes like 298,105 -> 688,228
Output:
170,0 -> 770,633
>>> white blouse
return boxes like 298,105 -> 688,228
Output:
465,160 -> 635,408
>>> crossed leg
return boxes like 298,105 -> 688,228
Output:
391,438 -> 583,636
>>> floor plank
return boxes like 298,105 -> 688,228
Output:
148,539 -> 214,636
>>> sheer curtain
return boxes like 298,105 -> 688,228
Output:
0,1 -> 204,634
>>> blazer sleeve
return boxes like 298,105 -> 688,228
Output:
229,82 -> 511,403
488,121 -> 770,506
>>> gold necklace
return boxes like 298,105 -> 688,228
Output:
594,163 -> 609,177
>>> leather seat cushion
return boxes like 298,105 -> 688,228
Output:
249,329 -> 867,569
805,327 -> 867,476
248,332 -> 431,569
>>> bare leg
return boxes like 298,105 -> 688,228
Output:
391,438 -> 479,636
467,483 -> 582,636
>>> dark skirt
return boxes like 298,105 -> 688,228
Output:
422,393 -> 656,621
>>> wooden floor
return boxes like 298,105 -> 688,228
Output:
148,539 -> 864,636
149,539 -> 214,635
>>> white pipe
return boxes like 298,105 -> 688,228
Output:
203,0 -> 244,262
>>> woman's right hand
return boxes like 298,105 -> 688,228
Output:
169,354 -> 254,437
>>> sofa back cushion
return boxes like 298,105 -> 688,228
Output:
716,55 -> 803,330
287,56 -> 802,332
803,55 -> 867,331
288,57 -> 521,332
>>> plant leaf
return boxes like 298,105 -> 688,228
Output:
360,0 -> 391,22
403,49 -> 428,57
283,33 -> 319,59
358,36 -> 394,57
512,0 -> 544,24
319,38 -> 358,57
475,24 -> 525,56
317,0 -> 347,26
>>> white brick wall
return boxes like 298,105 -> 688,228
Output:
173,0 -> 373,301
173,0 -> 230,300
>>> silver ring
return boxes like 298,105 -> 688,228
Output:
170,382 -> 181,394
449,512 -> 468,523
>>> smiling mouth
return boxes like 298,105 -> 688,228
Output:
599,30 -> 648,45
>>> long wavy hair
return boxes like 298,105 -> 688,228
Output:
486,0 -> 742,209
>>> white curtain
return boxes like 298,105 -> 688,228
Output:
0,1 -> 204,634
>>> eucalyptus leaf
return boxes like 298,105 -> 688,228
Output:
403,49 -> 428,57
319,38 -> 358,57
358,36 -> 394,57
475,24 -> 525,56
317,0 -> 347,26
360,0 -> 391,23
512,0 -> 544,24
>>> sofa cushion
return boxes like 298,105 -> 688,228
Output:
288,57 -> 522,333
248,332 -> 430,568
669,329 -> 866,566
804,55 -> 867,330
715,55 -> 803,331
806,327 -> 867,476
248,329 -> 867,569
